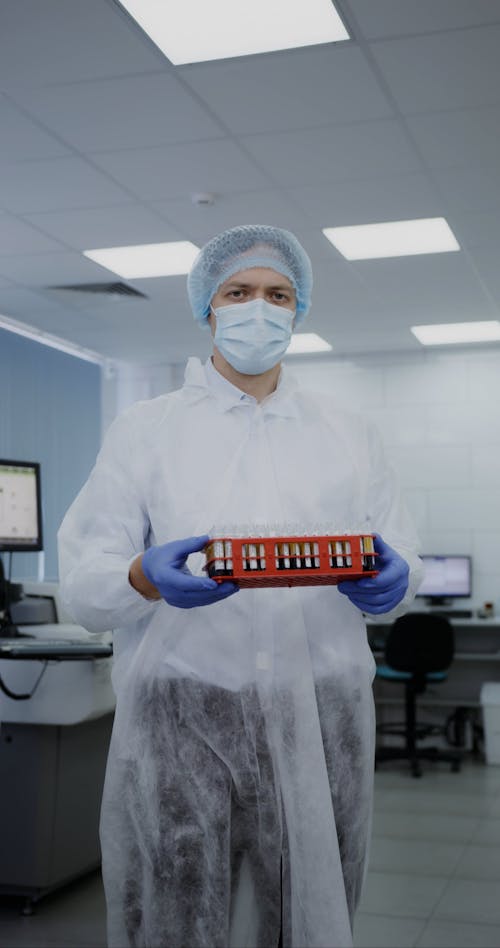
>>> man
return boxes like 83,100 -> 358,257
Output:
58,225 -> 422,948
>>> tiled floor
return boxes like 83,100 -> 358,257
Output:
355,759 -> 500,948
1,759 -> 499,947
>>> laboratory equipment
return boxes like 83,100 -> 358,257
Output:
0,458 -> 43,637
0,459 -> 43,552
416,555 -> 472,606
204,533 -> 378,587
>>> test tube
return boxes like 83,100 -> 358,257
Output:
213,538 -> 225,575
259,542 -> 266,570
313,540 -> 320,568
224,538 -> 233,575
362,535 -> 375,570
335,540 -> 344,567
364,536 -> 375,569
282,541 -> 290,569
303,540 -> 312,568
248,540 -> 258,570
292,540 -> 301,569
345,539 -> 352,567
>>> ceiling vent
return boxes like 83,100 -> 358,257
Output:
43,281 -> 148,308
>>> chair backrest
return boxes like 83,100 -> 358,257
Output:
385,613 -> 454,674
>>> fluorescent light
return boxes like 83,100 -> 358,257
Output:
411,321 -> 500,346
0,314 -> 106,364
118,0 -> 349,65
83,241 -> 199,279
323,217 -> 460,260
286,333 -> 332,355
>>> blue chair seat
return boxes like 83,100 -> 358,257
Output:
376,665 -> 447,683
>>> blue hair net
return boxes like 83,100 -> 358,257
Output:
187,224 -> 313,327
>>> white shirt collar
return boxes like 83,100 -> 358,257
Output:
181,356 -> 300,418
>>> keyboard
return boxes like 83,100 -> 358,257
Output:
0,637 -> 112,659
429,609 -> 474,619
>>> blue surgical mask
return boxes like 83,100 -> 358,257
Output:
211,298 -> 294,375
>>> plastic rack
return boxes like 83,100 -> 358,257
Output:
203,534 -> 378,588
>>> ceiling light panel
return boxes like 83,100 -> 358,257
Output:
83,241 -> 199,278
286,333 -> 332,355
323,217 -> 460,260
118,0 -> 349,65
411,321 -> 500,346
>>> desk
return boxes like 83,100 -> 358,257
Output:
367,616 -> 500,708
0,624 -> 115,911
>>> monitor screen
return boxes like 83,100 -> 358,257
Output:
416,554 -> 471,600
0,460 -> 43,552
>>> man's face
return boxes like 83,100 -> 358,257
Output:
208,267 -> 296,332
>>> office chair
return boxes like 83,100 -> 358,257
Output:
375,613 -> 463,778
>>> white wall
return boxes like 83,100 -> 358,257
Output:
288,346 -> 500,613
101,360 -> 185,435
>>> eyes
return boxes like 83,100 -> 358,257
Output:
224,288 -> 292,305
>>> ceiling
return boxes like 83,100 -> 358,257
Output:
1,0 -> 500,365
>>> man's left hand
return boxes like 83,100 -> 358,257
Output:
337,534 -> 409,615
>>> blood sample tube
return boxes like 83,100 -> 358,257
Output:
335,540 -> 344,567
225,538 -> 233,575
248,541 -> 258,570
259,542 -> 266,570
362,535 -> 375,570
313,540 -> 320,568
213,538 -> 225,576
345,539 -> 352,567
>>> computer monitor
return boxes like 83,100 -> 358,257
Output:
0,459 -> 43,553
416,554 -> 472,604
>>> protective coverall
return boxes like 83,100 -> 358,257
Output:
58,355 -> 422,948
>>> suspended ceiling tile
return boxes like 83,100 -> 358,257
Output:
351,253 -> 496,315
155,190 -> 311,243
92,140 -> 271,200
407,107 -> 500,169
0,0 -> 164,87
0,93 -> 69,161
288,172 -> 442,226
24,204 -> 182,251
0,214 -> 67,254
240,120 -> 422,187
0,156 -> 132,214
370,25 -> 500,113
0,250 -> 111,285
11,74 -> 225,153
179,45 -> 392,136
431,166 -> 500,213
451,210 -> 500,251
0,285 -> 82,319
467,245 -> 500,303
348,0 -> 500,40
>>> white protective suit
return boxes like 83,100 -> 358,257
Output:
58,356 -> 422,948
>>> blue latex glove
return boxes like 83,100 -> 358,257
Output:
337,534 -> 409,615
142,534 -> 239,609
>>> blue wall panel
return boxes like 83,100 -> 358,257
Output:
0,329 -> 101,580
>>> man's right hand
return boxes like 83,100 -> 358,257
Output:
131,535 -> 239,608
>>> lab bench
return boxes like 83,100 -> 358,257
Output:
367,615 -> 500,709
0,624 -> 114,913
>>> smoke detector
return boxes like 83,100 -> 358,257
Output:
191,192 -> 215,206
